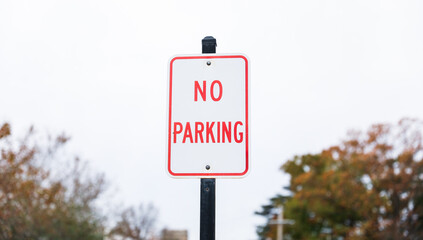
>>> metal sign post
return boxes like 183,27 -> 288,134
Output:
167,36 -> 250,239
200,178 -> 215,240
200,36 -> 216,240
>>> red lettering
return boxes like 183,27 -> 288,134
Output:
234,121 -> 243,143
222,122 -> 231,143
194,81 -> 206,101
206,122 -> 215,143
173,121 -> 244,144
182,122 -> 193,143
217,122 -> 221,143
210,80 -> 223,101
195,122 -> 204,143
173,122 -> 183,143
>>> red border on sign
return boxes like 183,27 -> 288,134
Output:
168,55 -> 249,177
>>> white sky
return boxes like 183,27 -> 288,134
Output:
1,1 -> 423,239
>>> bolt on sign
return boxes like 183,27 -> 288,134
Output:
167,54 -> 250,178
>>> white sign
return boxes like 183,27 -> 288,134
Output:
167,54 -> 250,178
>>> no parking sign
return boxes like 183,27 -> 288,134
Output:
167,54 -> 250,178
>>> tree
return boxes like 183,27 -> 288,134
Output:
109,204 -> 158,240
0,122 -> 161,240
256,118 -> 423,239
0,123 -> 106,239
255,194 -> 292,240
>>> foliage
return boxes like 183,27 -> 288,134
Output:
0,122 -> 161,240
0,123 -> 106,239
256,118 -> 423,240
109,204 -> 158,240
255,194 -> 291,240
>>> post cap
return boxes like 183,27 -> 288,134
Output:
202,36 -> 217,54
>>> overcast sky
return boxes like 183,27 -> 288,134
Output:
1,1 -> 423,239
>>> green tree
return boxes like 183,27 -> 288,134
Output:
255,194 -> 291,240
257,119 -> 423,240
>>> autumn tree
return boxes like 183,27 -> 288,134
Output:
0,123 -> 106,239
256,118 -> 423,240
0,122 -> 161,240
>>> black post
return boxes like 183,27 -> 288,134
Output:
200,36 -> 216,240
200,178 -> 215,240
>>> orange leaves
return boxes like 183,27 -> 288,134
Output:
267,118 -> 423,239
366,123 -> 391,145
0,123 -> 10,139
293,171 -> 313,187
0,123 -> 106,239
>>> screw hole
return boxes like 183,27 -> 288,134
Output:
206,61 -> 211,66
205,165 -> 210,170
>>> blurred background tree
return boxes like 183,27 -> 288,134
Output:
109,204 -> 158,240
0,123 -> 159,240
256,118 -> 423,240
0,123 -> 106,239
